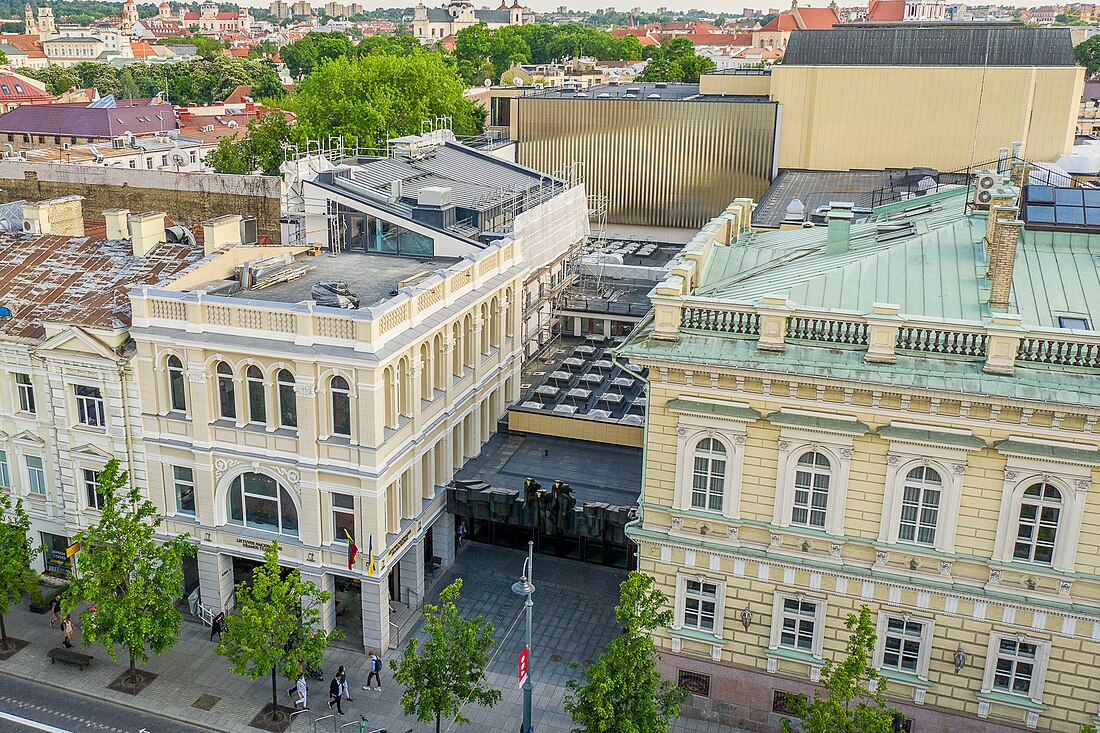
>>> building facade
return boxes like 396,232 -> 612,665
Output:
619,182 -> 1100,732
412,0 -> 528,44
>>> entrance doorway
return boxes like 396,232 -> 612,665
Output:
387,562 -> 402,604
333,575 -> 362,646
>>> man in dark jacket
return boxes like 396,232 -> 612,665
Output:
328,673 -> 344,715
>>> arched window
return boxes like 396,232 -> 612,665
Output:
226,472 -> 298,536
167,355 -> 186,411
216,361 -> 235,419
331,375 -> 351,437
899,466 -> 941,546
246,365 -> 265,424
691,438 -> 726,512
792,451 -> 830,528
1013,483 -> 1061,565
277,369 -> 296,429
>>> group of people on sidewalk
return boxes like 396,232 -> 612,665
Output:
49,595 -> 76,649
291,652 -> 385,716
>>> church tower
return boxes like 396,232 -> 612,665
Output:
37,2 -> 55,38
23,3 -> 38,37
122,0 -> 139,29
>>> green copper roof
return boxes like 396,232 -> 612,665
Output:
619,330 -> 1100,407
665,398 -> 761,421
877,425 -> 986,450
694,189 -> 1100,331
767,410 -> 869,434
995,439 -> 1100,465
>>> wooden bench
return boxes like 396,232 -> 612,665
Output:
48,647 -> 93,670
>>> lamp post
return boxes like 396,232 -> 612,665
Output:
511,540 -> 535,733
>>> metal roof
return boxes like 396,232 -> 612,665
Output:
783,25 -> 1077,66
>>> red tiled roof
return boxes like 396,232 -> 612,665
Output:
0,34 -> 46,59
131,41 -> 158,58
867,0 -> 905,21
438,34 -> 457,51
223,84 -> 252,104
0,74 -> 52,102
796,5 -> 840,27
758,12 -> 799,31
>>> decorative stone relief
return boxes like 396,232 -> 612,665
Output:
1004,470 -> 1019,481
886,454 -> 901,466
185,370 -> 207,383
213,457 -> 242,480
1059,580 -> 1072,596
840,448 -> 853,460
671,516 -> 683,530
939,560 -> 953,575
733,435 -> 746,446
830,543 -> 842,558
874,551 -> 887,565
293,382 -> 316,397
727,525 -> 739,540
769,533 -> 781,547
988,568 -> 1003,584
675,427 -> 687,437
953,462 -> 969,475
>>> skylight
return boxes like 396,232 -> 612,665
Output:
1022,185 -> 1100,230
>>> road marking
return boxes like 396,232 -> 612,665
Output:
0,710 -> 74,733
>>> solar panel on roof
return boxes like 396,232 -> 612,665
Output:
1027,205 -> 1055,223
1055,188 -> 1083,206
1026,185 -> 1054,203
1055,206 -> 1084,225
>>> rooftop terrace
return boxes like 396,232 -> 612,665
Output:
527,82 -> 769,103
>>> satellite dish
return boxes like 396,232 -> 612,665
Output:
484,78 -> 492,87
513,76 -> 524,86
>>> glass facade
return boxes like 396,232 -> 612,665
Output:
335,203 -> 434,257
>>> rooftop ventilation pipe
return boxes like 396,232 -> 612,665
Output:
824,201 -> 854,255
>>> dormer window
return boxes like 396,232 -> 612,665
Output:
1057,315 -> 1090,330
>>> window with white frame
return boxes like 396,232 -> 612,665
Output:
777,596 -> 819,653
226,471 -> 298,536
792,451 -> 830,528
84,468 -> 104,509
330,376 -> 351,437
277,369 -> 297,429
167,355 -> 186,412
0,449 -> 8,488
174,466 -> 195,515
246,366 -> 266,424
332,492 -> 354,542
898,466 -> 941,546
691,438 -> 726,512
682,579 -> 718,632
25,455 -> 45,495
990,637 -> 1042,698
881,617 -> 923,674
15,372 -> 35,413
1013,483 -> 1060,565
74,385 -> 106,427
216,362 -> 236,419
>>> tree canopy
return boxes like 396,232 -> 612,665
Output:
638,37 -> 715,83
0,492 -> 42,649
64,459 -> 196,683
565,572 -> 687,733
390,579 -> 501,733
204,113 -> 292,176
216,540 -> 338,720
1076,34 -> 1100,76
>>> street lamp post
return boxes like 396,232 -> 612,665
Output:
511,541 -> 535,733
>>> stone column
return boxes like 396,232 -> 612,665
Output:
398,540 -> 426,609
197,549 -> 234,612
300,569 -> 336,633
434,512 -> 455,569
361,577 -> 391,654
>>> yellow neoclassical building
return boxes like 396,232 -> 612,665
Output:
619,183 -> 1100,731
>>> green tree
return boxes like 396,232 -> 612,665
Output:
205,114 -> 293,175
455,22 -> 492,84
565,571 -> 687,733
1076,34 -> 1100,75
781,605 -> 897,733
638,57 -> 684,82
27,65 -> 80,95
391,579 -> 501,733
216,540 -> 338,721
292,53 -> 483,149
488,26 -> 531,79
64,459 -> 196,684
281,31 -> 354,78
0,493 -> 43,649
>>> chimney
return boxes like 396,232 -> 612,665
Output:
201,214 -> 243,256
984,189 -> 1018,260
1011,139 -> 1025,160
103,208 -> 130,240
130,211 -> 166,257
22,196 -> 85,237
997,146 -> 1010,174
988,215 -> 1023,311
824,201 -> 854,255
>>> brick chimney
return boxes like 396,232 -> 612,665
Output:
984,189 -> 1017,260
22,196 -> 85,237
988,215 -> 1023,311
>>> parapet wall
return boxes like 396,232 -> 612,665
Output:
0,162 -> 282,240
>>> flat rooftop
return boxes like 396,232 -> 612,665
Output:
0,229 -> 207,340
527,82 -> 769,103
455,432 -> 641,507
224,251 -> 459,308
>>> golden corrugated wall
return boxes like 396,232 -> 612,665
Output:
514,98 -> 777,229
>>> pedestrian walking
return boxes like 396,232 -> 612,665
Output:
60,614 -> 74,649
210,612 -> 224,642
363,652 -> 382,691
292,673 -> 308,711
456,520 -> 467,547
49,595 -> 61,627
338,665 -> 352,701
328,673 -> 344,715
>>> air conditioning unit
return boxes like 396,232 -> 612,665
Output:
972,169 -> 998,207
22,218 -> 40,234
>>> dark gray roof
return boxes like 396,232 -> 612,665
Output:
424,7 -> 451,21
473,8 -> 511,22
754,168 -> 939,227
784,25 -> 1077,66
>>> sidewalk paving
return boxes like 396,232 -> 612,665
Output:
0,543 -> 747,733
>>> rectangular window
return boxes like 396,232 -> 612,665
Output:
129,159 -> 136,168
779,597 -> 817,652
15,372 -> 35,413
333,492 -> 354,541
0,449 -> 10,488
84,468 -> 104,509
993,638 -> 1037,696
881,617 -> 923,674
1058,316 -> 1090,330
161,155 -> 168,166
174,466 -> 195,515
898,484 -> 940,546
26,455 -> 46,495
75,384 -> 106,427
676,670 -> 710,697
682,579 -> 717,632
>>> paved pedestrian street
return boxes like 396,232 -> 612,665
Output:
0,543 -> 746,733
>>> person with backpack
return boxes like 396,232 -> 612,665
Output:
60,614 -> 74,648
363,651 -> 382,691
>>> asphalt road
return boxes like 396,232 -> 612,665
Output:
0,675 -> 213,733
